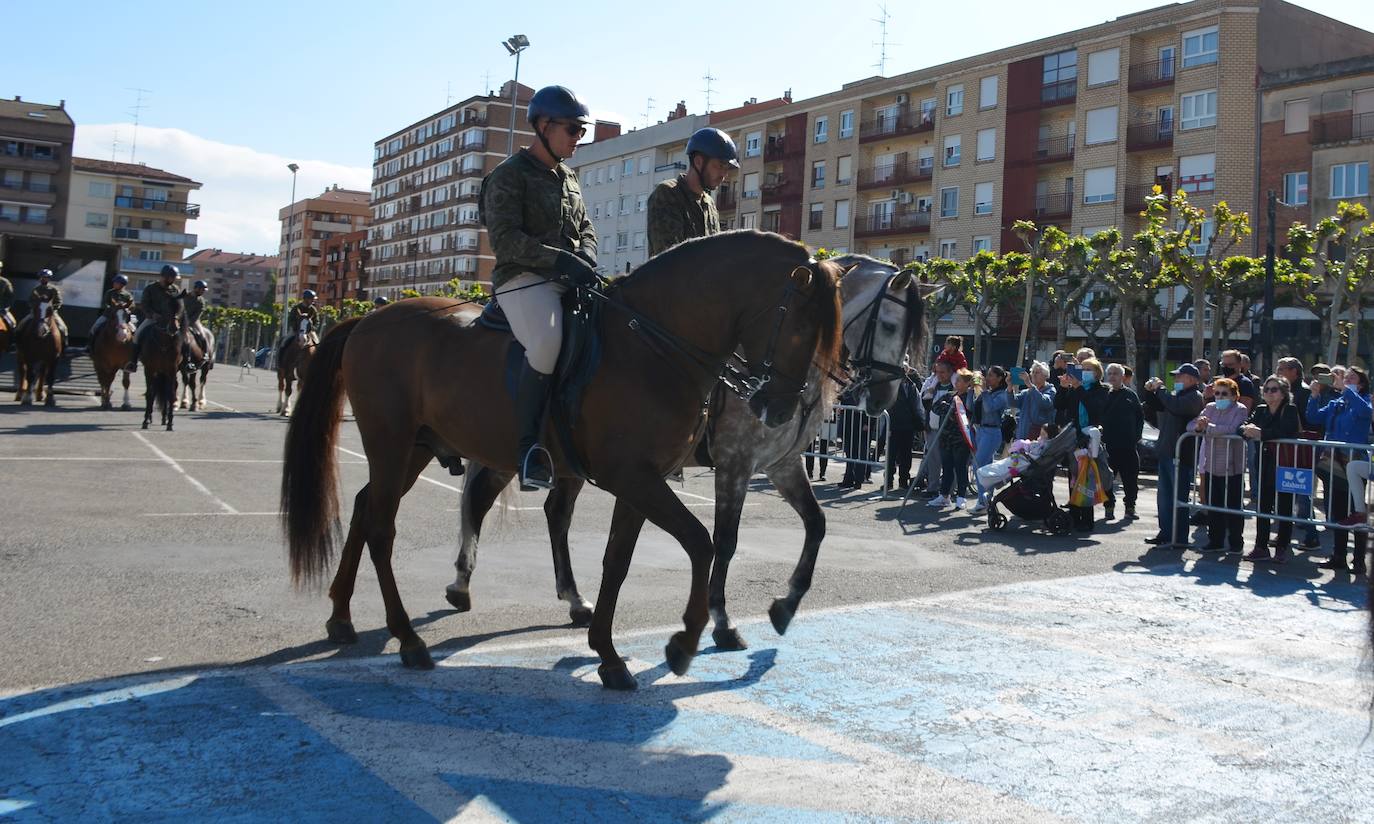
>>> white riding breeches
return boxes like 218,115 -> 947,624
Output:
1348,459 -> 1372,514
495,273 -> 565,375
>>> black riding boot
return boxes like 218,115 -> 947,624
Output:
125,338 -> 141,372
515,365 -> 555,491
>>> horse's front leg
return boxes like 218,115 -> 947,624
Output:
545,477 -> 593,626
707,465 -> 753,650
120,368 -> 132,410
445,463 -> 511,612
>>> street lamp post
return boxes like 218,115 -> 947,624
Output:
502,35 -> 530,156
409,241 -> 418,292
279,163 -> 300,351
1263,189 -> 1278,376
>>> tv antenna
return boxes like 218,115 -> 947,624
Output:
642,97 -> 656,127
872,4 -> 899,76
127,87 -> 151,162
702,68 -> 717,113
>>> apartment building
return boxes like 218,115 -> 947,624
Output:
368,82 -> 535,295
320,229 -> 369,308
276,186 -> 370,304
0,96 -> 74,239
66,158 -> 201,291
184,249 -> 279,310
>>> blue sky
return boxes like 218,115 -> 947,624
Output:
6,0 -> 1373,253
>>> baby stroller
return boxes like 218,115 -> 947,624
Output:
985,425 -> 1080,535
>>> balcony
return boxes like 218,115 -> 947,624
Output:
113,227 -> 199,247
1126,120 -> 1174,152
459,115 -> 489,128
120,257 -> 196,274
858,110 -> 935,144
761,179 -> 801,205
455,216 -> 482,228
1123,181 -> 1173,214
716,189 -> 737,211
763,140 -> 788,162
857,157 -> 933,191
1023,190 -> 1074,221
0,152 -> 60,173
0,215 -> 55,236
655,161 -> 687,174
1311,112 -> 1374,145
0,179 -> 57,205
114,196 -> 201,219
456,166 -> 485,179
853,209 -> 932,238
458,137 -> 487,154
455,191 -> 481,204
1031,134 -> 1075,165
1127,58 -> 1176,92
1040,79 -> 1078,108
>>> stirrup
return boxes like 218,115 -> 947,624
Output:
518,445 -> 555,491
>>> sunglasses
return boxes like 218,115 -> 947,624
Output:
551,121 -> 587,138
1262,386 -> 1282,394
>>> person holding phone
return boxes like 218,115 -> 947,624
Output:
1142,364 -> 1206,545
1102,363 -> 1144,519
1056,357 -> 1109,530
1013,361 -> 1056,440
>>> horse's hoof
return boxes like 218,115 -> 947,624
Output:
568,603 -> 594,628
769,598 -> 796,635
325,618 -> 358,644
711,626 -> 749,651
399,642 -> 435,670
121,403 -> 132,411
665,631 -> 697,677
141,421 -> 149,430
598,663 -> 638,691
444,586 -> 472,612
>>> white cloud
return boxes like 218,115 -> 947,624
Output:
73,125 -> 371,256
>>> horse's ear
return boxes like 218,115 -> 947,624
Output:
838,263 -> 860,281
891,269 -> 914,290
916,281 -> 946,299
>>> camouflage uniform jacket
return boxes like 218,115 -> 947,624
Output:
182,290 -> 206,325
102,288 -> 136,313
647,174 -> 720,258
480,149 -> 597,290
288,302 -> 319,335
140,282 -> 179,322
30,283 -> 62,310
0,276 -> 13,309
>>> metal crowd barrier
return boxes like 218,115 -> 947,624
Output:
803,403 -> 893,498
1173,431 -> 1374,534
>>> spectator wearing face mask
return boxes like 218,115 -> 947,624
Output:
1191,377 -> 1249,553
1142,364 -> 1206,546
1101,363 -> 1144,520
1056,357 -> 1109,531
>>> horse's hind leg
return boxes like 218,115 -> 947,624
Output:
142,372 -> 154,428
120,368 -> 131,410
766,456 -> 826,635
707,465 -> 753,650
364,445 -> 436,668
445,462 -> 510,612
42,359 -> 56,407
588,497 -> 647,690
326,485 -> 373,644
545,478 -> 593,626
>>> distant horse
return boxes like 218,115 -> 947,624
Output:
139,294 -> 183,431
276,319 -> 315,416
281,230 -> 844,689
178,322 -> 214,410
0,310 -> 11,357
90,306 -> 135,410
448,255 -> 935,646
15,301 -> 63,407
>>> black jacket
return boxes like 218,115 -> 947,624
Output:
1142,385 -> 1205,461
1247,402 -> 1300,460
887,378 -> 922,432
1055,383 -> 1108,431
1290,381 -> 1312,430
1101,387 -> 1145,451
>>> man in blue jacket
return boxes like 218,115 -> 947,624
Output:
1142,364 -> 1205,545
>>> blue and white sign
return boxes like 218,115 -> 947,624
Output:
1277,466 -> 1314,496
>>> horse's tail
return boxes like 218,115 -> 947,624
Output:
282,316 -> 360,588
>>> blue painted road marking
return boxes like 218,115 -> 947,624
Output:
2,564 -> 1369,822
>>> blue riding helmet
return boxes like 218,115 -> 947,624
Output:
686,128 -> 740,169
373,296 -> 390,306
160,264 -> 180,280
302,289 -> 317,300
112,274 -> 128,285
193,280 -> 208,289
527,86 -> 592,125
38,268 -> 53,281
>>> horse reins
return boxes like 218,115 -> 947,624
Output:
842,272 -> 914,395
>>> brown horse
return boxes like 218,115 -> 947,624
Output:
281,230 -> 844,690
139,298 -> 183,431
178,322 -> 214,411
0,312 -> 11,360
15,301 -> 63,407
276,323 -> 314,416
90,307 -> 135,410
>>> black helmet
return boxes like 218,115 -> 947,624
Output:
193,280 -> 208,289
527,86 -> 592,126
686,128 -> 740,169
302,289 -> 317,300
373,296 -> 390,306
112,274 -> 128,285
160,264 -> 180,280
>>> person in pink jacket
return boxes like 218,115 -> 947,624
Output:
1192,377 -> 1249,553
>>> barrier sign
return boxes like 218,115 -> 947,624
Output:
1277,466 -> 1314,496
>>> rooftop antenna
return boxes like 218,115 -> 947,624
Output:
702,67 -> 717,113
126,87 -> 151,163
482,70 -> 493,96
872,4 -> 899,76
110,128 -> 121,162
446,81 -> 453,107
641,97 -> 656,127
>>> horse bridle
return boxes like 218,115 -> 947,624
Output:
842,272 -> 914,394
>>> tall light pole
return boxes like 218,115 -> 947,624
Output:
279,163 -> 299,345
502,35 -> 530,156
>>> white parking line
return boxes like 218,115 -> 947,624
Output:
132,431 -> 239,514
141,511 -> 282,517
205,400 -> 240,413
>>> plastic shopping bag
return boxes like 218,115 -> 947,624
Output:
1070,454 -> 1108,507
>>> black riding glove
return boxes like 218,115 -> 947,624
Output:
576,249 -> 597,268
553,250 -> 599,287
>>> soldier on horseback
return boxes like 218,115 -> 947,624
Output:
126,264 -> 181,372
90,274 -> 136,338
372,296 -> 389,308
183,279 -> 210,352
15,269 -> 67,337
278,289 -> 319,361
646,127 -> 735,257
481,84 -> 600,491
0,262 -> 14,332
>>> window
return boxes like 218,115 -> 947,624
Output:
1083,166 -> 1117,203
605,200 -> 614,217
1283,171 -> 1308,206
814,116 -> 828,143
837,155 -> 853,185
596,167 -> 605,184
745,131 -> 762,157
920,98 -> 937,124
619,195 -> 631,215
943,134 -> 961,167
739,212 -> 757,230
1087,48 -> 1120,86
593,204 -> 601,220
974,182 -> 993,215
940,186 -> 959,218
973,236 -> 992,254
1284,99 -> 1309,134
1182,25 -> 1219,68
742,172 -> 760,198
1332,162 -> 1370,198
946,85 -> 964,116
812,160 -> 826,189
619,158 -> 631,177
835,199 -> 850,229
917,147 -> 934,173
976,128 -> 996,162
939,238 -> 958,259
85,212 -> 109,228
639,155 -> 651,175
1180,153 -> 1216,193
1187,219 -> 1215,257
636,193 -> 647,212
809,202 -> 824,230
633,232 -> 645,249
839,109 -> 854,138
616,232 -> 629,251
1180,90 -> 1217,130
24,206 -> 47,224
1085,106 -> 1118,144
0,204 -> 17,222
88,181 -> 113,198
138,248 -> 163,261
979,76 -> 998,109
608,163 -> 615,181
1043,50 -> 1078,92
